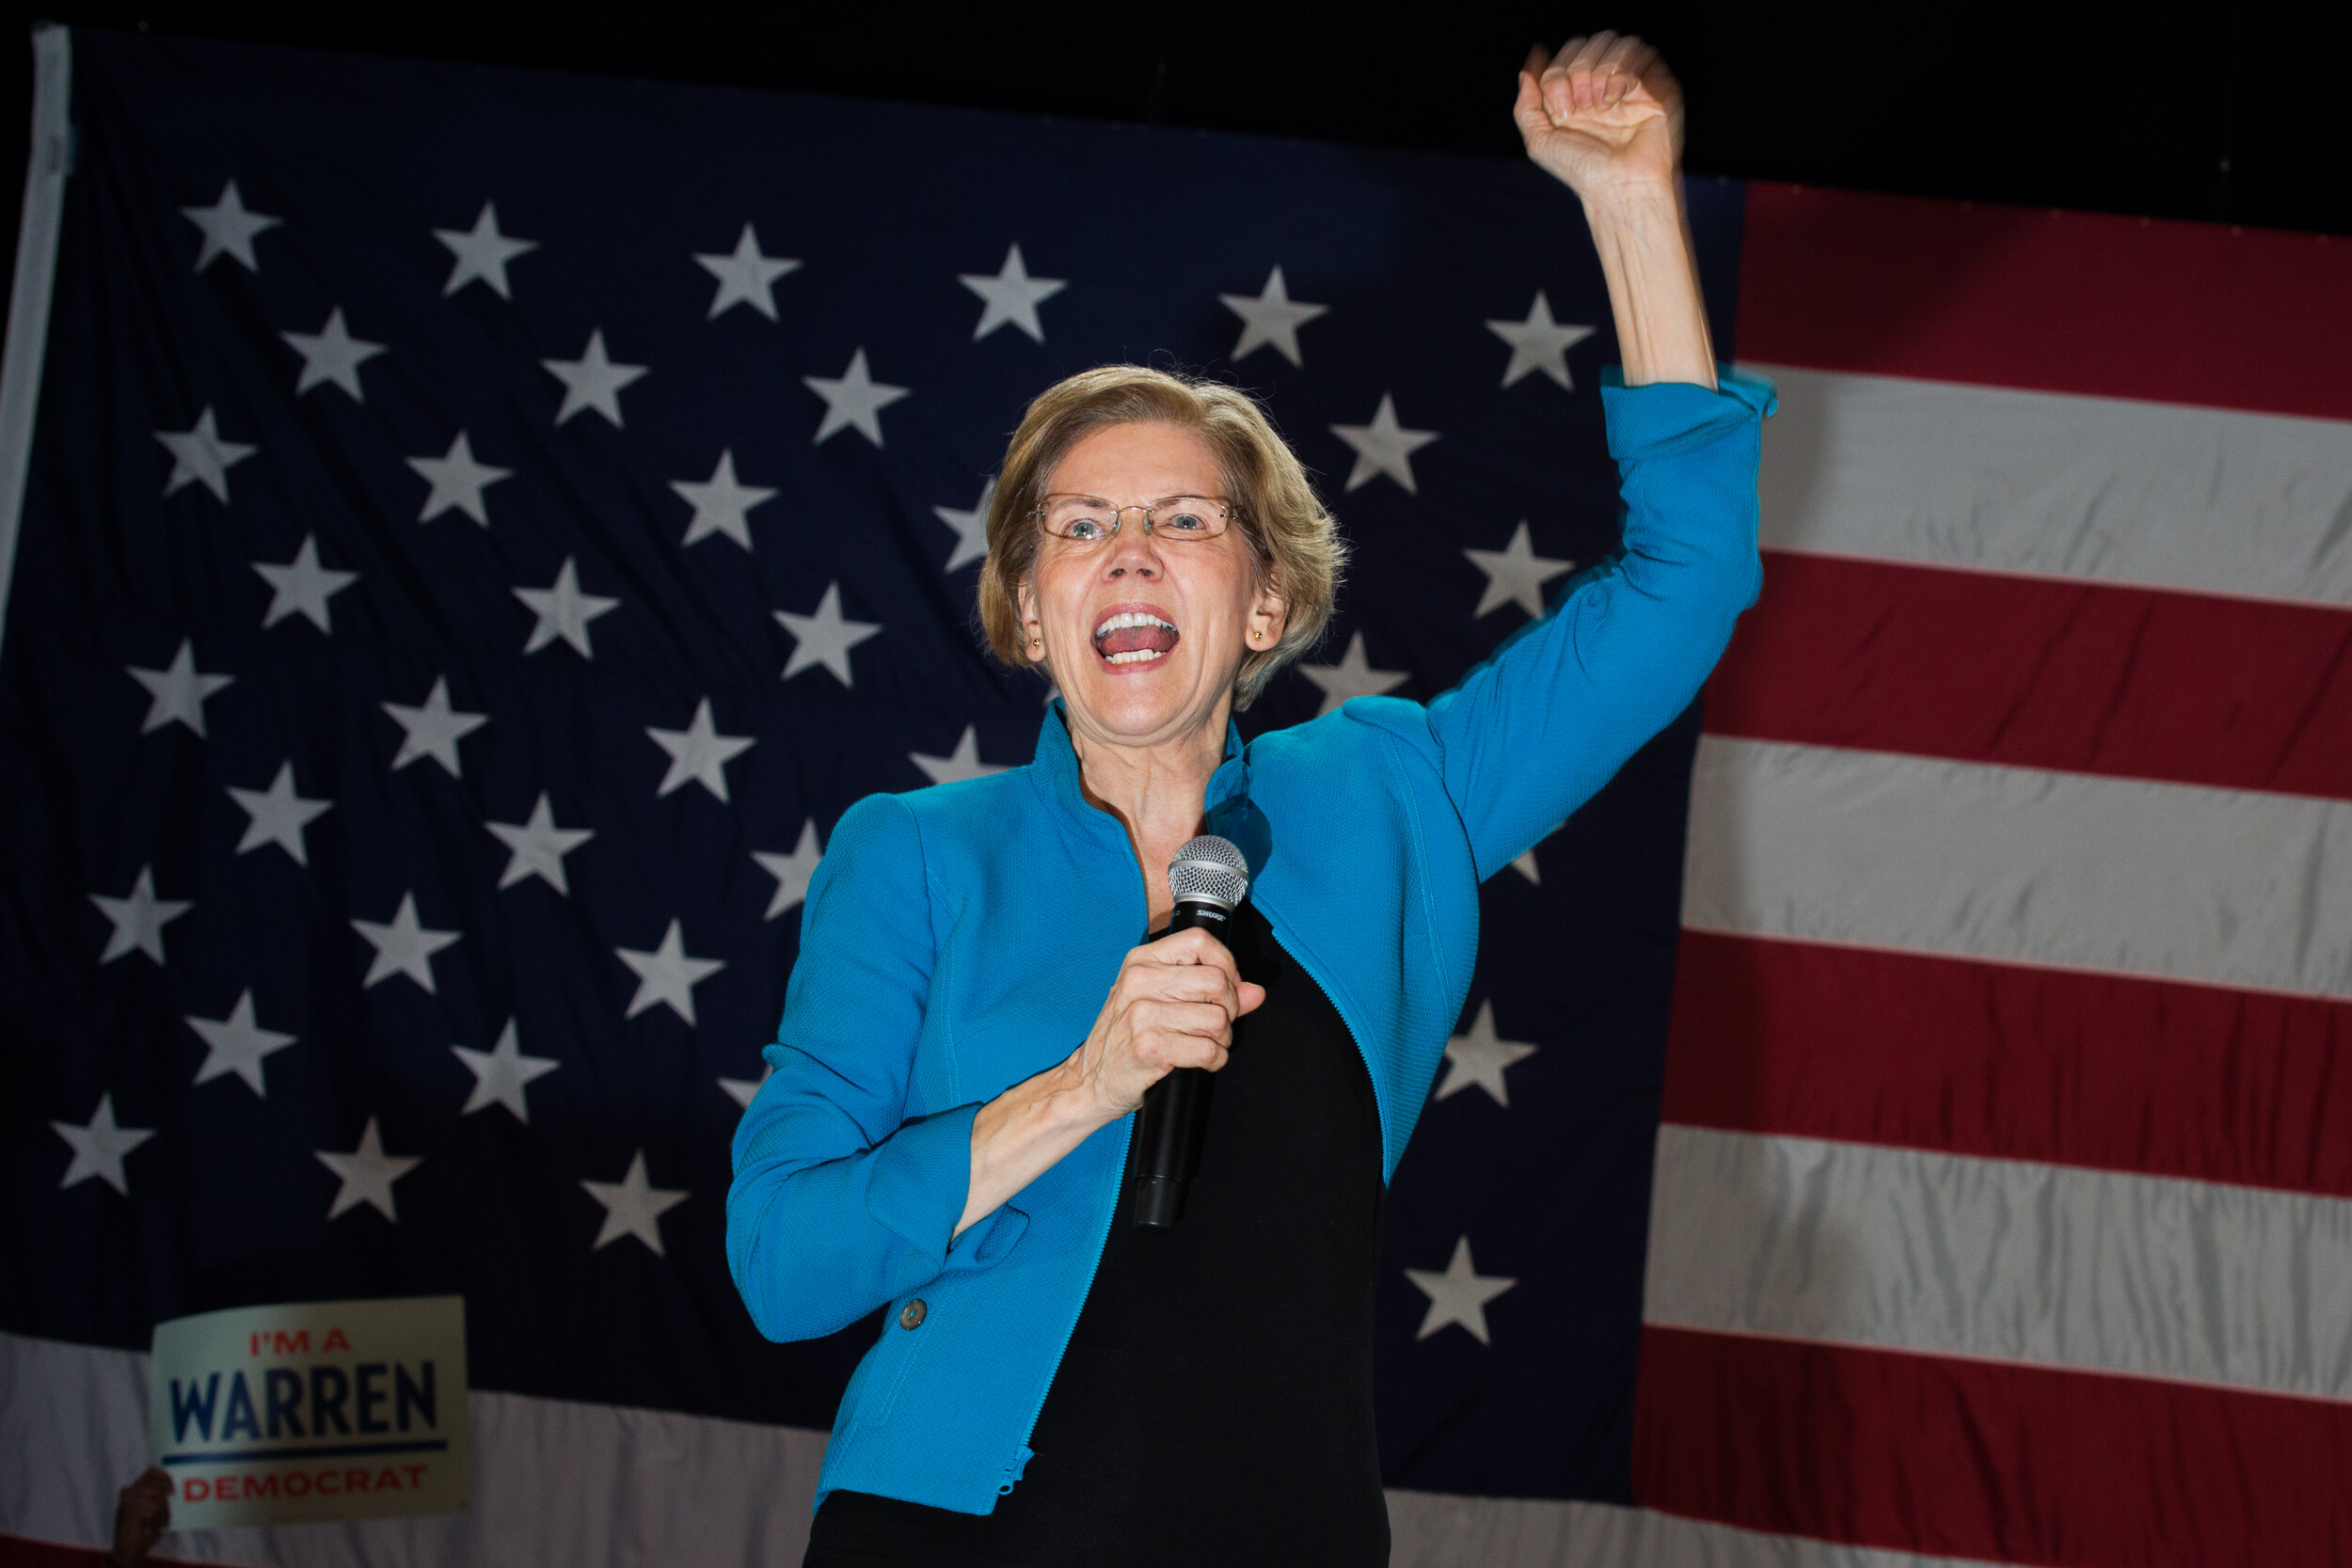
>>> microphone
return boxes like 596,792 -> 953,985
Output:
1129,834 -> 1250,1230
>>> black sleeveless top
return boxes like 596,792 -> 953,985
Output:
804,902 -> 1390,1567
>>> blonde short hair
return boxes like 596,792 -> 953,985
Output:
976,365 -> 1345,710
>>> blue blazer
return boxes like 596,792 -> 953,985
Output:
727,372 -> 1772,1514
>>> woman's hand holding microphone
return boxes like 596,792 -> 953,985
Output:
1065,927 -> 1264,1117
957,928 -> 1262,1240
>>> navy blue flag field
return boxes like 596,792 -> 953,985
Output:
0,28 -> 1741,1507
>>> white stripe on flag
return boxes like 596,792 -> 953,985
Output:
1645,1124 -> 2352,1402
1741,363 -> 2352,609
0,1329 -> 2003,1568
0,1330 -> 826,1565
1388,1489 -> 2004,1567
1682,736 -> 2352,1000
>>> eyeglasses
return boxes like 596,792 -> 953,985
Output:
1031,494 -> 1236,546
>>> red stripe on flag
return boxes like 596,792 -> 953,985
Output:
1737,182 -> 2352,421
1705,550 -> 2352,800
1632,1323 -> 2352,1567
1664,930 -> 2352,1199
0,1536 -> 193,1568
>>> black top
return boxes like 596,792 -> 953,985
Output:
805,902 -> 1390,1568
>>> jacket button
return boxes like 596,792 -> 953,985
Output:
898,1299 -> 927,1330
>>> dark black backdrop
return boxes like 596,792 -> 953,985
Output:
2,1 -> 2349,290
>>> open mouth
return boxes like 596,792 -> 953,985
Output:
1092,610 -> 1180,667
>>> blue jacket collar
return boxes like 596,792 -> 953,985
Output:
1030,699 -> 1254,852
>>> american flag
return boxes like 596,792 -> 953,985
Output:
0,24 -> 1727,1562
6,24 -> 2347,1568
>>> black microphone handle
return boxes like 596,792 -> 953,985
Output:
1129,896 -> 1233,1229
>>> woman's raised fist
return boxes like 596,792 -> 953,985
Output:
1515,31 -> 1685,200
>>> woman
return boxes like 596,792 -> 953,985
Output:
729,32 -> 1771,1566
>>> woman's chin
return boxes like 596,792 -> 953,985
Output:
1065,657 -> 1216,740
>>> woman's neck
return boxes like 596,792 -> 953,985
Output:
1070,709 -> 1230,925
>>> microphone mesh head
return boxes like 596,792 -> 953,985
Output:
1168,833 -> 1249,911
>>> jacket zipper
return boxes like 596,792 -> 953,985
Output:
1004,1110 -> 1134,1494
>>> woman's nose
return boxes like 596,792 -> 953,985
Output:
1101,524 -> 1161,578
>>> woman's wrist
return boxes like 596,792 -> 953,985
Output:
1032,1053 -> 1122,1137
1577,173 -> 1683,226
1579,176 -> 1716,389
957,1055 -> 1121,1240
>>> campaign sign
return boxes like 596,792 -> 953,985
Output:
149,1296 -> 469,1527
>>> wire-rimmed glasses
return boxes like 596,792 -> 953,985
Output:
1031,494 -> 1236,546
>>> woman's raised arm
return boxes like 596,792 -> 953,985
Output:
1515,32 -> 1717,388
1354,31 -> 1767,880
